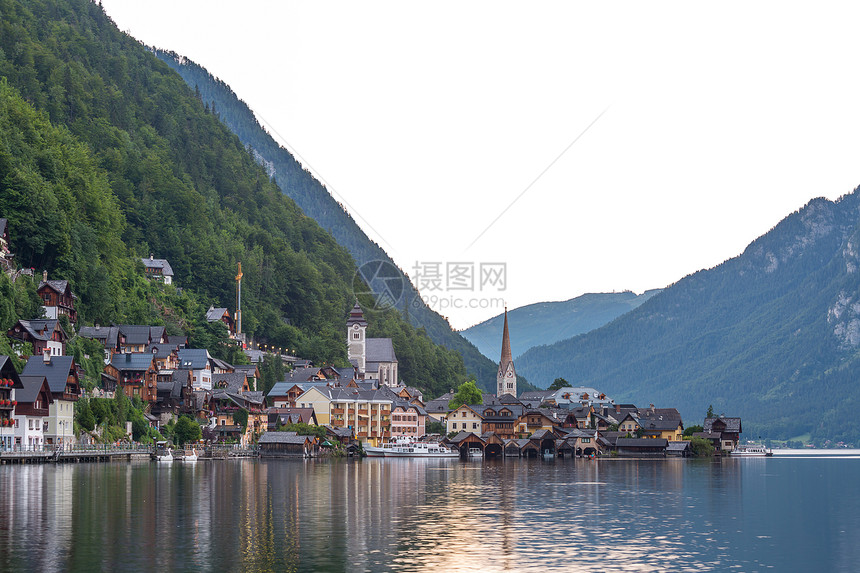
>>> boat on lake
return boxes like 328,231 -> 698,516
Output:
152,441 -> 174,462
365,437 -> 458,458
731,444 -> 773,457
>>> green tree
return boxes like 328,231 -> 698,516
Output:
706,405 -> 715,419
174,416 -> 202,445
683,424 -> 704,437
232,409 -> 249,430
548,377 -> 569,391
448,380 -> 483,409
690,437 -> 715,457
283,422 -> 325,440
426,420 -> 445,435
75,399 -> 96,432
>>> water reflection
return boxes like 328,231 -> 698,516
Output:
0,455 -> 859,571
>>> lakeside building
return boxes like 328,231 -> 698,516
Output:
37,275 -> 77,324
21,355 -> 81,447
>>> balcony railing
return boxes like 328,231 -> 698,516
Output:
331,408 -> 344,415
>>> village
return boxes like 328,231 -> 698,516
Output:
0,220 -> 744,462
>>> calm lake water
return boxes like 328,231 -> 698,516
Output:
0,450 -> 858,572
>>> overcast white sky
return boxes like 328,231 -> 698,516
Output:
101,1 -> 860,330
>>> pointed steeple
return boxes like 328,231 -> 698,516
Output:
500,307 -> 512,366
497,307 -> 517,397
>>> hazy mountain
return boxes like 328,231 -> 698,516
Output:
462,290 -> 661,361
154,49 -> 536,394
516,192 -> 860,442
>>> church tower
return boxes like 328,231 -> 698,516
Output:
497,308 -> 517,397
346,301 -> 367,373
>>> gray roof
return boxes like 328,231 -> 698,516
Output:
639,418 -> 683,432
141,257 -> 173,276
233,365 -> 258,377
258,432 -> 313,444
9,319 -> 64,342
206,307 -> 229,322
167,335 -> 187,347
366,338 -> 397,363
117,325 -> 158,346
21,355 -> 75,394
110,353 -> 156,372
177,348 -> 210,370
38,279 -> 71,295
667,441 -> 692,451
704,417 -> 742,433
519,390 -> 555,401
616,438 -> 668,448
79,325 -> 120,347
16,375 -> 51,405
145,343 -> 176,359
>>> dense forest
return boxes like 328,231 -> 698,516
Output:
517,193 -> 860,443
0,0 -> 472,398
153,50 -> 536,394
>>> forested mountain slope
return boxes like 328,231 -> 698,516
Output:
0,0 -> 470,398
517,192 -> 860,442
154,49 -> 533,393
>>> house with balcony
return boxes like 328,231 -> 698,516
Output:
104,353 -> 159,402
37,274 -> 77,323
7,319 -> 67,357
141,256 -> 174,285
480,404 -> 524,440
13,375 -> 52,449
299,386 -> 395,447
0,356 -> 24,449
390,400 -> 427,440
209,373 -> 266,446
21,355 -> 80,446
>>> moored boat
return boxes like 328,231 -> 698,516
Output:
731,444 -> 773,457
152,441 -> 174,462
366,437 -> 458,458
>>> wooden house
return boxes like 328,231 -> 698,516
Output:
37,276 -> 77,323
7,319 -> 67,357
21,355 -> 80,446
104,353 -> 159,402
258,431 -> 316,457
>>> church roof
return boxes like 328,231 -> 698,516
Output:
346,301 -> 367,327
366,338 -> 397,363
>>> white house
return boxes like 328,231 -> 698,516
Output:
13,375 -> 53,449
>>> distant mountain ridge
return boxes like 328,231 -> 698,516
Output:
516,192 -> 860,442
462,290 -> 661,361
154,50 -> 533,394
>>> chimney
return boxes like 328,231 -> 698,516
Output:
650,404 -> 655,413
150,254 -> 154,261
615,404 -> 620,414
43,351 -> 51,365
42,270 -> 48,282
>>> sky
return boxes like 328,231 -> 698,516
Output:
100,1 -> 860,330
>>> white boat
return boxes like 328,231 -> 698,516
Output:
468,447 -> 483,458
153,441 -> 174,462
366,437 -> 459,458
731,444 -> 773,457
181,448 -> 198,462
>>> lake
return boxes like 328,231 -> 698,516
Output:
0,450 -> 858,572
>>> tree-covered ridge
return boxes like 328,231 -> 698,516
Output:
153,49 -> 535,394
0,0 -> 474,396
516,192 -> 860,443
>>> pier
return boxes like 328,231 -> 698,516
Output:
0,445 -> 152,464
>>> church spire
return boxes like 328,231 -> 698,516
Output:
497,307 -> 517,397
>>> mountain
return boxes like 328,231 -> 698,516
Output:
516,192 -> 860,442
0,0 -> 472,398
462,290 -> 661,361
153,49 -> 534,394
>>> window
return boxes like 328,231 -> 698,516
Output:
353,333 -> 360,339
472,423 -> 477,429
452,423 -> 457,429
